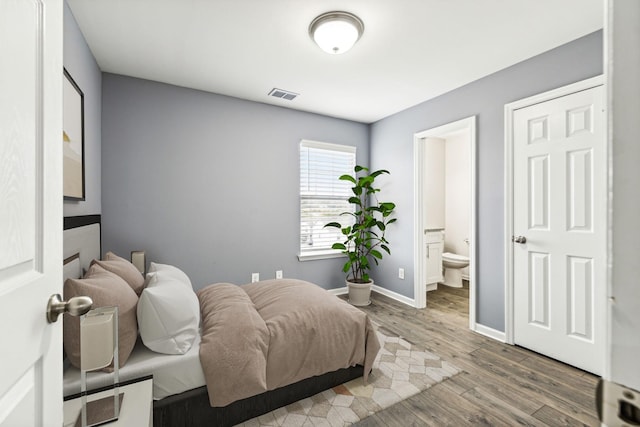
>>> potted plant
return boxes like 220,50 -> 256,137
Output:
325,165 -> 396,306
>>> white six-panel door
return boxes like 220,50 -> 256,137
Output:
0,0 -> 63,425
512,84 -> 605,375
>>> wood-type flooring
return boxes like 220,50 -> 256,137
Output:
348,282 -> 600,426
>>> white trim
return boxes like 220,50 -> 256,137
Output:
327,286 -> 348,296
503,75 -> 604,345
426,283 -> 438,292
505,75 -> 603,112
298,251 -> 345,261
468,117 -> 477,332
604,0 -> 613,383
473,323 -> 507,343
413,138 -> 426,308
299,139 -> 356,153
413,116 -> 477,329
371,285 -> 416,307
504,101 -> 515,345
605,0 -> 640,389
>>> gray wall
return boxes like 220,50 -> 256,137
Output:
369,31 -> 603,331
101,75 -> 369,290
63,1 -> 101,217
100,31 -> 602,329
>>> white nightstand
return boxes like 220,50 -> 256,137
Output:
63,376 -> 153,427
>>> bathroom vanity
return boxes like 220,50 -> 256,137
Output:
425,229 -> 444,290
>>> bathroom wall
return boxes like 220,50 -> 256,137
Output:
423,131 -> 471,279
424,137 -> 445,229
444,131 -> 471,277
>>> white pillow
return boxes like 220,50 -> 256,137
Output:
148,262 -> 192,288
137,273 -> 200,355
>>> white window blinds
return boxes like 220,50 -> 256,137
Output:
299,140 -> 356,256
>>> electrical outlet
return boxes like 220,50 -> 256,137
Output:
275,270 -> 283,279
399,268 -> 405,279
251,273 -> 259,283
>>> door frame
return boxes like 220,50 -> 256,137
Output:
413,116 -> 477,330
605,0 -> 640,393
503,75 -> 604,345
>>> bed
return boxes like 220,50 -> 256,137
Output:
62,216 -> 380,426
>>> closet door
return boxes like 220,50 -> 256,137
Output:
512,84 -> 605,375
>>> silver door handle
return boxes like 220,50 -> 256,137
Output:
46,294 -> 93,323
512,235 -> 527,244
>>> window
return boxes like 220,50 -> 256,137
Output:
299,140 -> 356,260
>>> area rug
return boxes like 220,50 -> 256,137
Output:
236,330 -> 461,426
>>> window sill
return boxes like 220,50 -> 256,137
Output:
298,251 -> 346,262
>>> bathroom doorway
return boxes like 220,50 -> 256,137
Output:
413,116 -> 477,330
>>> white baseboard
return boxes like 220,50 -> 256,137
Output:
371,284 -> 416,307
327,286 -> 348,296
473,323 -> 506,342
426,283 -> 438,292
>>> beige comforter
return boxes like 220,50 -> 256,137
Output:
197,279 -> 380,407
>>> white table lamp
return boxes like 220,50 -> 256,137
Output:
78,306 -> 122,427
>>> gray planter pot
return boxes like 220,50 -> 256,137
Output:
347,279 -> 373,306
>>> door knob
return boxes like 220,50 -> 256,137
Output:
46,294 -> 93,323
512,235 -> 527,244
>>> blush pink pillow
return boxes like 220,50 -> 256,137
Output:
93,251 -> 145,295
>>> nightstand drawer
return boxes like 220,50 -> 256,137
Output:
63,377 -> 152,427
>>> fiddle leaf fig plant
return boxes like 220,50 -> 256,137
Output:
324,165 -> 396,283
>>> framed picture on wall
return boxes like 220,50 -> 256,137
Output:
63,68 -> 85,201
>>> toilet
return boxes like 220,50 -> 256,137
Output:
441,252 -> 469,288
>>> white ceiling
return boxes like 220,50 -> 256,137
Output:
66,0 -> 603,124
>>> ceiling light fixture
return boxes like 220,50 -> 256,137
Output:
309,11 -> 364,55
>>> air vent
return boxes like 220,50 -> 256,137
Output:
268,88 -> 299,101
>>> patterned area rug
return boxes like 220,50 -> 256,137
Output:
236,330 -> 460,426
